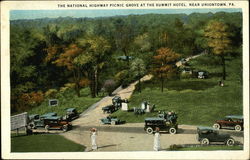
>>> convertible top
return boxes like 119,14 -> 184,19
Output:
225,115 -> 243,119
197,126 -> 216,131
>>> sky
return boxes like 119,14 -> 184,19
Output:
10,8 -> 241,20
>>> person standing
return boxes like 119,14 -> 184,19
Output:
90,128 -> 98,151
153,127 -> 161,151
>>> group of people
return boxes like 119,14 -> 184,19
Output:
89,127 -> 162,151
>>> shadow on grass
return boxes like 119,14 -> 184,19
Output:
137,79 -> 218,91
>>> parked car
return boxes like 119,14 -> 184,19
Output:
43,116 -> 72,131
102,96 -> 127,113
197,71 -> 209,79
144,117 -> 178,134
40,112 -> 57,118
100,116 -> 123,125
144,111 -> 178,134
64,108 -> 79,121
213,115 -> 243,131
197,126 -> 235,146
28,114 -> 72,132
102,104 -> 118,113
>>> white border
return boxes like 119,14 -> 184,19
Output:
1,1 -> 249,159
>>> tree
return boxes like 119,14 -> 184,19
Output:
77,35 -> 111,97
204,20 -> 232,80
152,48 -> 180,92
130,58 -> 146,93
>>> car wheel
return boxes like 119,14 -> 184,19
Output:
235,125 -> 242,131
111,121 -> 116,125
213,123 -> 221,130
146,127 -> 153,134
62,125 -> 68,132
201,138 -> 210,145
29,122 -> 35,129
45,125 -> 50,131
226,138 -> 235,146
169,127 -> 177,134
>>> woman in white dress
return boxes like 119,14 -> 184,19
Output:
90,128 -> 97,150
153,127 -> 160,151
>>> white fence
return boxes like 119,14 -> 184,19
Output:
11,112 -> 28,130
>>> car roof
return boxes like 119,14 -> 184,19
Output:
225,115 -> 243,119
197,126 -> 216,131
40,112 -> 57,117
66,108 -> 76,111
145,117 -> 165,121
44,116 -> 61,120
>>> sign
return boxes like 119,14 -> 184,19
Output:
11,112 -> 28,130
49,99 -> 58,106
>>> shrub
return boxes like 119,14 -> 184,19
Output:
19,91 -> 44,109
45,89 -> 58,98
103,79 -> 116,96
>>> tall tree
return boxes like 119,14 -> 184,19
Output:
152,48 -> 180,92
78,35 -> 111,97
130,58 -> 146,93
204,20 -> 232,80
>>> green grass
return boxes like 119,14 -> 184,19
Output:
167,145 -> 243,151
28,87 -> 103,117
11,134 -> 85,152
112,54 -> 243,126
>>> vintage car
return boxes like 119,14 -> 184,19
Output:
28,114 -> 72,131
43,116 -> 72,131
100,116 -> 123,125
197,71 -> 209,79
144,111 -> 178,134
102,96 -> 128,113
197,126 -> 235,146
64,108 -> 79,121
213,115 -> 243,131
40,112 -> 57,118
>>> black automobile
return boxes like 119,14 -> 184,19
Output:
64,108 -> 79,121
197,126 -> 235,146
144,111 -> 178,134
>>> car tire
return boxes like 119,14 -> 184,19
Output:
62,125 -> 68,132
29,122 -> 35,129
213,123 -> 221,130
169,127 -> 177,134
146,127 -> 153,134
111,121 -> 116,125
225,138 -> 235,146
201,138 -> 210,145
45,125 -> 50,131
235,125 -> 242,131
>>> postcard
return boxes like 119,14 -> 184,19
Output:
1,0 -> 249,159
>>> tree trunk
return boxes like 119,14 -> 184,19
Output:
95,68 -> 98,96
138,78 -> 141,93
161,73 -> 164,92
73,69 -> 81,97
221,55 -> 226,80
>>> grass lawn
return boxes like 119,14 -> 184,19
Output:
11,134 -> 85,152
167,145 -> 243,151
112,54 -> 243,126
28,87 -> 103,117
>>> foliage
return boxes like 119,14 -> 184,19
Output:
152,47 -> 180,92
103,79 -> 116,96
11,134 -> 85,152
112,54 -> 242,126
10,12 -> 242,114
204,20 -> 232,80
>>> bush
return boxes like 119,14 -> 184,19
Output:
19,91 -> 44,110
103,79 -> 116,96
169,144 -> 183,150
180,72 -> 193,79
44,89 -> 58,98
